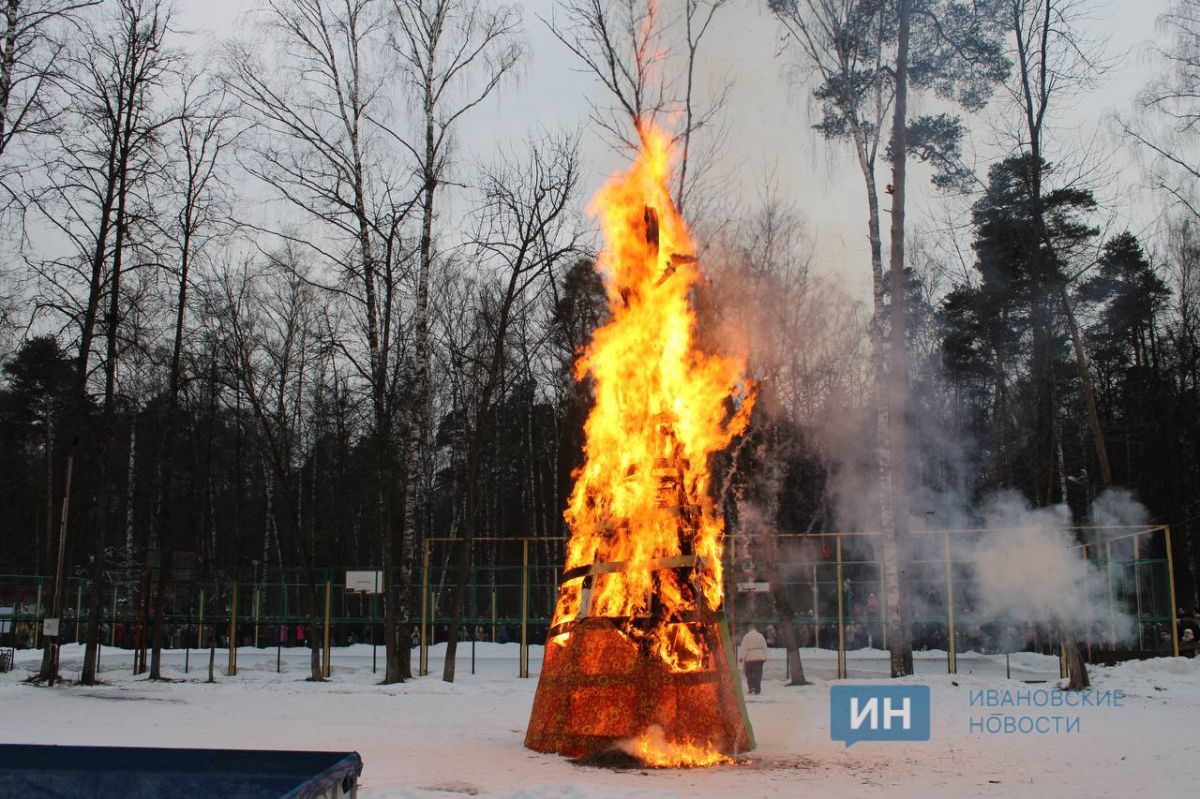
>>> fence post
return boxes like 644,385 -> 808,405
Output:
1105,541 -> 1115,649
228,581 -> 238,676
254,587 -> 261,648
198,587 -> 205,665
1165,525 -> 1180,658
1133,535 -> 1143,649
880,560 -> 888,651
323,577 -> 332,679
1080,544 -> 1092,661
74,582 -> 82,642
520,538 -> 529,679
944,532 -> 956,675
835,535 -> 845,679
109,585 -> 118,646
810,562 -> 819,649
33,579 -> 43,649
420,539 -> 430,677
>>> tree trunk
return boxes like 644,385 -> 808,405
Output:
82,153 -> 132,685
35,405 -> 59,682
1059,283 -> 1113,488
1062,626 -> 1090,691
148,549 -> 172,680
763,534 -> 808,685
380,432 -> 402,683
401,92 -> 439,681
883,0 -> 914,678
207,626 -> 216,683
0,0 -> 20,156
444,288 -> 521,681
308,606 -> 324,682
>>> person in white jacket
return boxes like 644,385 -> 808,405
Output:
738,624 -> 769,694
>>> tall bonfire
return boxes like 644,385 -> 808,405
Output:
525,123 -> 756,767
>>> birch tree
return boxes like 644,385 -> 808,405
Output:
1123,0 -> 1200,221
389,0 -> 521,679
225,0 -> 416,683
0,0 -> 99,204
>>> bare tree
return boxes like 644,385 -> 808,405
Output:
710,189 -> 821,685
389,0 -> 522,680
674,0 -> 730,214
225,0 -> 416,683
1003,0 -> 1118,688
211,249 -> 331,682
0,0 -> 99,201
1123,0 -> 1200,220
148,76 -> 234,681
30,0 -> 180,685
441,132 -> 580,682
544,0 -> 729,212
544,0 -> 667,151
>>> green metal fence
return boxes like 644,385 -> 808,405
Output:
1,525 -> 1179,680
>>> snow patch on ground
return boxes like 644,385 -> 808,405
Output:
2,644 -> 1196,798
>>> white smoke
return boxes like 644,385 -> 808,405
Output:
698,200 -> 1153,649
966,491 -> 1138,637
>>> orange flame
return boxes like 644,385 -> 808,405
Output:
621,725 -> 735,768
551,123 -> 755,673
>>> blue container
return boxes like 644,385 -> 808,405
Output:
0,744 -> 362,798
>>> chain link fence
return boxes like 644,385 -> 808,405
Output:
1,525 -> 1179,679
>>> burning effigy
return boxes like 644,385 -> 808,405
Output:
524,124 -> 756,767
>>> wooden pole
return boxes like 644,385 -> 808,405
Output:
944,532 -> 956,674
74,583 -> 82,642
1081,544 -> 1092,661
1105,541 -> 1115,649
198,588 -> 205,667
109,585 -> 118,646
836,535 -> 845,679
1165,526 -> 1180,658
420,539 -> 430,676
47,455 -> 74,681
323,578 -> 332,679
810,562 -> 819,648
33,581 -> 43,649
1133,535 -> 1143,649
228,581 -> 238,676
520,538 -> 529,678
880,561 -> 888,651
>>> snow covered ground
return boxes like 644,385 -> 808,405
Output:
2,642 -> 1197,798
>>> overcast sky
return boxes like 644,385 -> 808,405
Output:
173,0 -> 1172,305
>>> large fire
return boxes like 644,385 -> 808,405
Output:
525,123 -> 756,767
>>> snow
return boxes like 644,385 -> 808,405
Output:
2,643 -> 1197,798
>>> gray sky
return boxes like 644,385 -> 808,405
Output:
175,0 -> 1171,305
